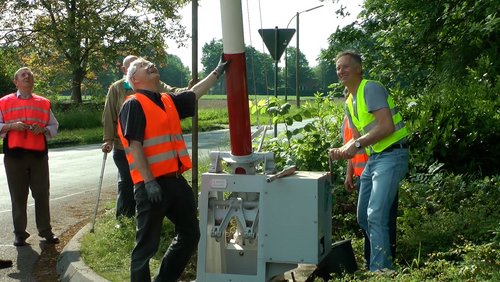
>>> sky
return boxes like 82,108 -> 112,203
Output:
166,0 -> 364,71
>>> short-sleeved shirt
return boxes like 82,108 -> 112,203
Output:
345,81 -> 406,145
119,89 -> 196,143
345,81 -> 389,129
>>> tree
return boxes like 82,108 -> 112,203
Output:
201,39 -> 274,95
283,47 -> 317,97
0,0 -> 189,103
323,0 -> 500,92
244,46 -> 274,95
0,47 -> 17,96
201,39 -> 224,94
158,53 -> 191,88
313,56 -> 338,95
322,0 -> 500,174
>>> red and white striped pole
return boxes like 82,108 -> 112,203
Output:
220,0 -> 252,158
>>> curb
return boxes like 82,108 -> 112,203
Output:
56,223 -> 109,282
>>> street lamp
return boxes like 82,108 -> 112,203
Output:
284,4 -> 323,107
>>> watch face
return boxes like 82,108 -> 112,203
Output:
355,141 -> 361,148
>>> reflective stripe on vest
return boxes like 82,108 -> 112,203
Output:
346,79 -> 408,155
0,94 -> 50,151
124,133 -> 191,170
118,93 -> 192,184
342,117 -> 368,176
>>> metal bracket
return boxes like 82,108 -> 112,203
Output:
209,197 -> 259,240
208,151 -> 276,174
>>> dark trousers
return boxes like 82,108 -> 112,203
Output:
4,153 -> 53,239
113,149 -> 135,218
362,192 -> 398,268
130,175 -> 200,282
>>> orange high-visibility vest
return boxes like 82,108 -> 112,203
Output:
0,93 -> 50,151
118,93 -> 192,184
343,117 -> 368,177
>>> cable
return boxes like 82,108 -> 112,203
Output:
245,0 -> 260,127
258,0 -> 270,98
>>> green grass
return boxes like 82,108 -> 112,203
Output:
48,128 -> 103,148
181,107 -> 229,131
80,215 -> 137,281
81,213 -> 195,281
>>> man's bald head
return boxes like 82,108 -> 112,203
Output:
121,55 -> 138,75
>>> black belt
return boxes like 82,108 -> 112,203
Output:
160,171 -> 181,179
383,143 -> 408,152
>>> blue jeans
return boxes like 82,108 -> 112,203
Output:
358,148 -> 409,271
130,175 -> 200,282
113,149 -> 135,218
362,192 -> 398,269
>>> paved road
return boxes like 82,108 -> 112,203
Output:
0,120 -> 312,281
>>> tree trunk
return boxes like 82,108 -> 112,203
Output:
71,67 -> 85,104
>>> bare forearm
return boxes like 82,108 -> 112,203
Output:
1,123 -> 11,134
356,123 -> 394,147
355,108 -> 394,147
346,160 -> 354,178
330,108 -> 395,160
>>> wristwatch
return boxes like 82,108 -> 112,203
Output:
354,140 -> 362,149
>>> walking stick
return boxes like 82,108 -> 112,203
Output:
90,152 -> 107,233
328,154 -> 335,187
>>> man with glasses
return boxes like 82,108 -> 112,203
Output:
118,56 -> 229,281
101,55 -> 191,223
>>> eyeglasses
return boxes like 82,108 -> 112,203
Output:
131,61 -> 155,77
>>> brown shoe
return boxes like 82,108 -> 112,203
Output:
43,235 -> 60,244
0,259 -> 13,269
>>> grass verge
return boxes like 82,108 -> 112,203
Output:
80,213 -> 199,281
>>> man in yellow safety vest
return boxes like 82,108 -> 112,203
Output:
330,50 -> 409,272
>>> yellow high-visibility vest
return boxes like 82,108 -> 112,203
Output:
346,79 -> 408,155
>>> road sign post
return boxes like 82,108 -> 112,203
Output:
258,28 -> 295,137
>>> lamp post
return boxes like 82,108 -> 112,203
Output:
284,4 -> 323,107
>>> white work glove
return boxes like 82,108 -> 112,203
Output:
212,54 -> 230,79
144,180 -> 162,203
